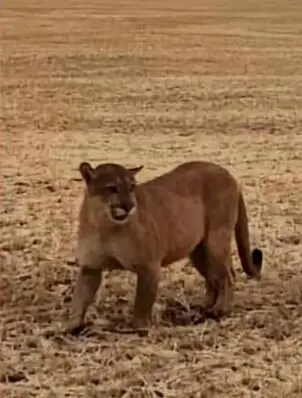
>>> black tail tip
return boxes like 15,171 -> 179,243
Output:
252,248 -> 263,273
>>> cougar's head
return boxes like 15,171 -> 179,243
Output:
79,161 -> 143,225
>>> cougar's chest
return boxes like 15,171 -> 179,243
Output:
76,229 -> 137,271
76,228 -> 106,269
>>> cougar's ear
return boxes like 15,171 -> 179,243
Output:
79,162 -> 94,184
128,165 -> 143,177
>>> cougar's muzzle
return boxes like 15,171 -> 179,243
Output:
110,198 -> 136,223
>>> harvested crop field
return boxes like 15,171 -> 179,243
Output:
1,0 -> 302,396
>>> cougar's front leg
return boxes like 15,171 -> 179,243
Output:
132,263 -> 160,331
66,266 -> 102,335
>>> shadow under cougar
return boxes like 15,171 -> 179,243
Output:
161,299 -> 220,326
64,300 -> 220,338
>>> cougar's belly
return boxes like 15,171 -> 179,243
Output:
161,243 -> 197,267
161,207 -> 203,267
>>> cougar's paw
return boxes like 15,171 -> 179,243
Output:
132,317 -> 151,337
64,320 -> 87,336
203,306 -> 229,321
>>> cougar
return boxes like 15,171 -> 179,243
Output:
66,160 -> 263,334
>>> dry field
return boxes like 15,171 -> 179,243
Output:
1,0 -> 302,396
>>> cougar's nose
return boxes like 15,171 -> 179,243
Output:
120,197 -> 134,213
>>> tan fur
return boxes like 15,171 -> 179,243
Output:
66,161 -> 263,334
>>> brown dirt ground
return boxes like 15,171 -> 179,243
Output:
1,0 -> 302,397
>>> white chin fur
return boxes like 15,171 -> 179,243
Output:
109,206 -> 136,224
111,217 -> 129,225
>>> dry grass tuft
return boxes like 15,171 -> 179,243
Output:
1,0 -> 302,396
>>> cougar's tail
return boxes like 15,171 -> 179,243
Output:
235,190 -> 263,278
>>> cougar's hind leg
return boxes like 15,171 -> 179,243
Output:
203,227 -> 235,319
190,242 -> 218,311
67,266 -> 102,335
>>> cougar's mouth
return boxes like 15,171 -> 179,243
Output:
110,205 -> 136,223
